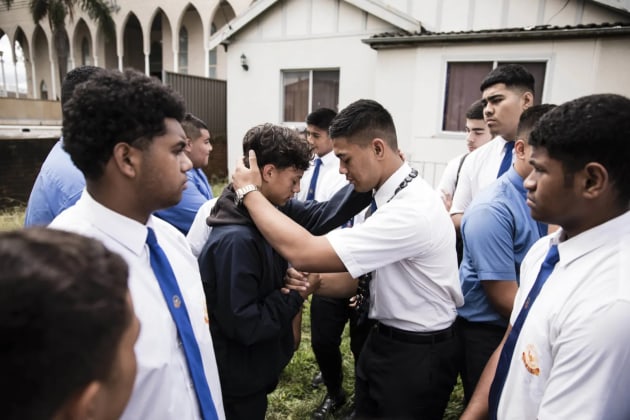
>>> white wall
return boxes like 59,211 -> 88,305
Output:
224,0 -> 394,175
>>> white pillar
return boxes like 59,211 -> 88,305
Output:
13,59 -> 19,97
204,48 -> 209,78
30,58 -> 37,99
145,53 -> 149,75
49,57 -> 57,100
173,51 -> 178,73
118,55 -> 123,71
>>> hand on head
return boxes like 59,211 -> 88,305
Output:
232,149 -> 263,190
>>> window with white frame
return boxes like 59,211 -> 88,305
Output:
282,69 -> 339,123
442,61 -> 546,132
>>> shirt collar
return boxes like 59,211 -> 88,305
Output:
506,165 -> 527,198
318,150 -> 337,166
373,162 -> 412,208
550,210 -> 630,268
80,190 -> 152,257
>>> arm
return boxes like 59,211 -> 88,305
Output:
462,204 -> 518,318
480,281 -> 518,319
233,151 -> 349,272
461,324 -> 511,420
283,267 -> 358,298
186,197 -> 217,258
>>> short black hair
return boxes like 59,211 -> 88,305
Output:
329,99 -> 398,150
0,227 -> 130,420
62,68 -> 186,180
465,99 -> 485,120
516,104 -> 556,140
182,113 -> 209,140
306,108 -> 337,131
242,123 -> 312,171
60,65 -> 102,106
480,64 -> 535,94
528,94 -> 630,203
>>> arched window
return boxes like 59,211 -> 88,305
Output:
178,26 -> 188,74
208,23 -> 217,78
81,37 -> 90,65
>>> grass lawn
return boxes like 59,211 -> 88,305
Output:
0,204 -> 465,419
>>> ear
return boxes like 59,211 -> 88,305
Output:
112,142 -> 141,179
56,381 -> 101,420
372,138 -> 386,159
521,91 -> 534,110
580,162 -> 609,199
184,137 -> 193,153
261,163 -> 275,183
514,139 -> 526,161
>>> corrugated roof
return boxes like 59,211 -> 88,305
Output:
363,21 -> 630,49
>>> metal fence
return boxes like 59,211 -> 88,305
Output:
163,71 -> 227,178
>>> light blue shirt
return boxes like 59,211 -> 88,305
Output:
458,166 -> 546,326
155,168 -> 213,234
24,138 -> 85,227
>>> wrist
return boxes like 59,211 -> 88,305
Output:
234,184 -> 259,206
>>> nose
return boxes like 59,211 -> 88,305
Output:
484,103 -> 493,117
181,153 -> 193,172
523,170 -> 535,191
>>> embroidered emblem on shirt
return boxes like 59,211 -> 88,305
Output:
521,344 -> 541,376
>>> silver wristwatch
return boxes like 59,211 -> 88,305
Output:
234,184 -> 259,206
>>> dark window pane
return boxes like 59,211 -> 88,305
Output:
283,71 -> 309,122
443,62 -> 492,131
498,61 -> 546,105
312,70 -> 339,111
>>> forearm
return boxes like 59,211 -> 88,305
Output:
481,280 -> 518,319
315,272 -> 358,298
242,190 -> 345,272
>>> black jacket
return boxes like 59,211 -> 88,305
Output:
198,184 -> 370,397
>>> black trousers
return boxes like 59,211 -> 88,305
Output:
310,295 -> 373,396
223,391 -> 267,420
456,316 -> 506,404
355,324 -> 459,420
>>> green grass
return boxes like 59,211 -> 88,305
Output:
0,206 -> 25,231
0,203 -> 465,419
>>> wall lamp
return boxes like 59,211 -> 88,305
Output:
240,53 -> 249,71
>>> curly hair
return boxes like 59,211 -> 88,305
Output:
62,68 -> 186,180
0,227 -> 130,420
242,123 -> 312,171
528,94 -> 630,204
329,99 -> 398,150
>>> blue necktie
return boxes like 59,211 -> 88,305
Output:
488,244 -> 560,419
496,141 -> 515,178
146,227 -> 219,420
306,158 -> 322,201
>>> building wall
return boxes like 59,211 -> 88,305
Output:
224,0 -> 393,175
373,35 -> 630,186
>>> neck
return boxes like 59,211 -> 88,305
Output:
375,156 -> 405,190
86,180 -> 151,225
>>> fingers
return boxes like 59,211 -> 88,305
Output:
248,149 -> 259,171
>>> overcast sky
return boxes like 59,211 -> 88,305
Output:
0,34 -> 28,94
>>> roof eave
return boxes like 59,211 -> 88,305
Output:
363,26 -> 630,49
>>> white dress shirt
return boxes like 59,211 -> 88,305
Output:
50,191 -> 225,420
326,162 -> 463,332
187,197 -> 218,258
450,136 -> 509,215
296,150 -> 348,202
498,211 -> 630,419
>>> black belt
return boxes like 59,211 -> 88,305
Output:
374,322 -> 455,344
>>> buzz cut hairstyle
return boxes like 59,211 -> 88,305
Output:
182,113 -> 209,141
480,64 -> 535,94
